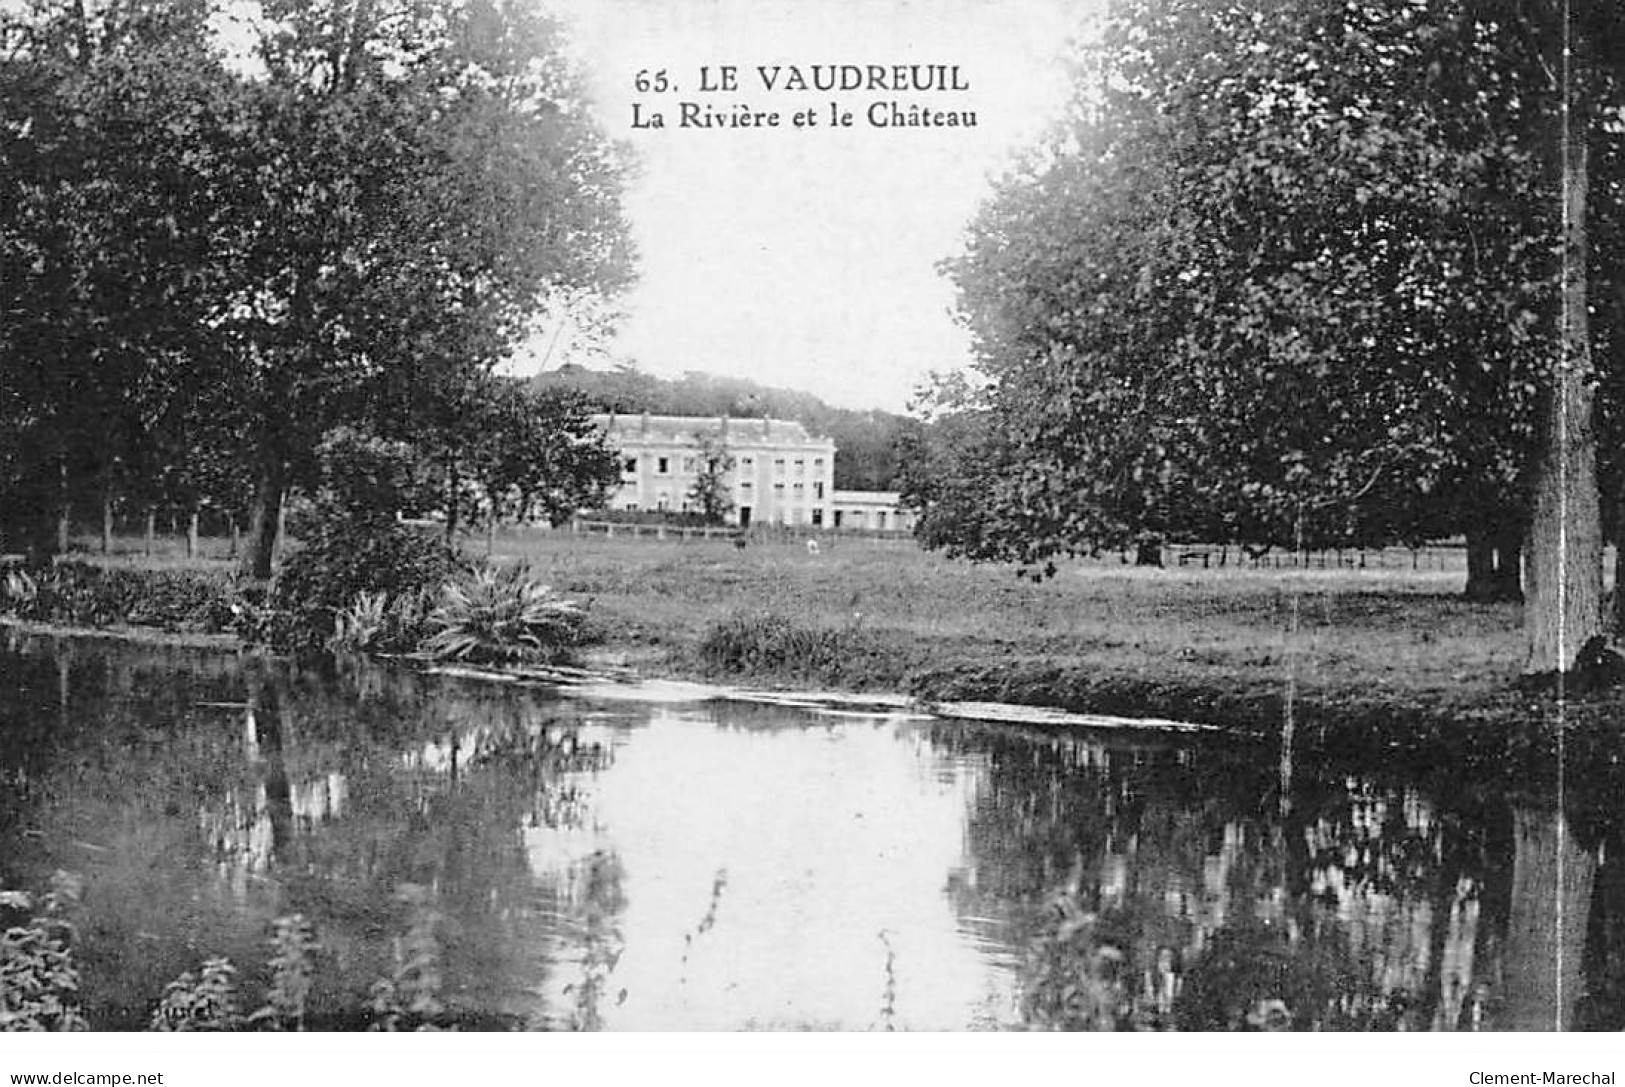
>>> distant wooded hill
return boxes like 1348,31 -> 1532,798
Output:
533,365 -> 907,491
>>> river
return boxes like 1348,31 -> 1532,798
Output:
1,632 -> 1619,1030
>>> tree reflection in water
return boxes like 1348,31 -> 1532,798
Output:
944,721 -> 1624,1031
4,631 -> 1624,1031
0,636 -> 622,1028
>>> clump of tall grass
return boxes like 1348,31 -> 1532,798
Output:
697,610 -> 905,687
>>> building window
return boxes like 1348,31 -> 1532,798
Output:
877,512 -> 888,530
814,457 -> 824,470
813,482 -> 824,499
657,457 -> 669,474
812,509 -> 824,527
793,459 -> 804,475
793,482 -> 804,493
741,456 -> 754,470
740,481 -> 752,491
625,502 -> 639,512
774,458 -> 785,476
623,457 -> 637,474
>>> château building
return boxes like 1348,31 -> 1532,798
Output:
591,413 -> 917,533
593,414 -> 836,528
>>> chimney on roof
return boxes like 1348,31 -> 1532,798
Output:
640,412 -> 649,436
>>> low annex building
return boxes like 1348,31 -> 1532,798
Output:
593,413 -> 836,528
829,490 -> 915,534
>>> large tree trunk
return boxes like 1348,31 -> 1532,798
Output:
1524,132 -> 1603,675
242,460 -> 285,580
1493,806 -> 1597,1030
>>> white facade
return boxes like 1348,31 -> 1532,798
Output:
593,414 -> 837,528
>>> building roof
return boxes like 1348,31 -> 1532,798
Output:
592,413 -> 831,448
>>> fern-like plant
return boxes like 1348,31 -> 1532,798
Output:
329,591 -> 390,653
149,958 -> 242,1031
249,915 -> 318,1031
421,565 -> 585,664
1,568 -> 37,612
1,872 -> 87,1032
369,885 -> 448,1031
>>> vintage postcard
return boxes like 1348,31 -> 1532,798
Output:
1,0 -> 1622,1078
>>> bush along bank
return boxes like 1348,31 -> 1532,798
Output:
0,547 -> 594,668
0,561 -> 242,636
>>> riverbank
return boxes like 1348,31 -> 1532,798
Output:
493,532 -> 1625,769
17,530 -> 1624,770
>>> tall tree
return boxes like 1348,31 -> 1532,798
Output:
1494,0 -> 1625,672
931,0 -> 1624,671
221,0 -> 633,577
422,377 -> 618,544
0,0 -> 243,556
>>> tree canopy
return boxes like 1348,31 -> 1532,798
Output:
0,0 -> 634,571
917,0 -> 1625,671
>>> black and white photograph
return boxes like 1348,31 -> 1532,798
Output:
2,0 -> 1624,1071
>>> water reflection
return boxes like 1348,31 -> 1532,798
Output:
0,632 -> 1620,1030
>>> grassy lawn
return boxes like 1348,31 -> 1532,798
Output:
479,529 -> 1536,732
63,526 -> 1595,750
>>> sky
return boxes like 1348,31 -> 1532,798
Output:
519,0 -> 1091,412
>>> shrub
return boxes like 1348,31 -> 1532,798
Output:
421,564 -> 586,664
250,427 -> 460,655
259,523 -> 460,655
